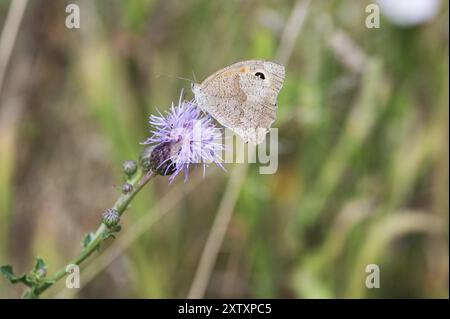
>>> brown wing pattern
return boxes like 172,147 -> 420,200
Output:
193,60 -> 285,144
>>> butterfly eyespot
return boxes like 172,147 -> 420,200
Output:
254,72 -> 265,80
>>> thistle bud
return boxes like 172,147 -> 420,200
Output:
102,208 -> 120,228
122,160 -> 137,177
122,183 -> 133,194
37,267 -> 47,278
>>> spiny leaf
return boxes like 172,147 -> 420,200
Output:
0,265 -> 34,287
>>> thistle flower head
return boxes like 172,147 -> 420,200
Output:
142,91 -> 224,182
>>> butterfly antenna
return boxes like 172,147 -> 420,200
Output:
176,76 -> 193,84
155,74 -> 193,84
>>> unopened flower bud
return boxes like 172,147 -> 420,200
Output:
122,183 -> 132,194
37,267 -> 47,278
122,160 -> 137,177
102,208 -> 120,228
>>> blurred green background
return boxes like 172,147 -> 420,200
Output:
0,0 -> 448,298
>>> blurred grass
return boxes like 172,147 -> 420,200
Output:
0,0 -> 448,298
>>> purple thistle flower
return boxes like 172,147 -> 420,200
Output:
142,91 -> 224,182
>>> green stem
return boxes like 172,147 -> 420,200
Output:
27,169 -> 154,298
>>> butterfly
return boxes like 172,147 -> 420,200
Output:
191,60 -> 285,144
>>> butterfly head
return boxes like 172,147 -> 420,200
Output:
191,82 -> 201,94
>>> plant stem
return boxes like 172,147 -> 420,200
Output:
26,169 -> 154,298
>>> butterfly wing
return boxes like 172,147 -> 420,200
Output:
193,60 -> 285,144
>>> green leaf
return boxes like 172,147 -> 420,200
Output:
31,257 -> 47,280
32,257 -> 46,273
0,265 -> 34,287
101,232 -> 114,241
82,232 -> 95,248
111,225 -> 122,233
101,225 -> 122,241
